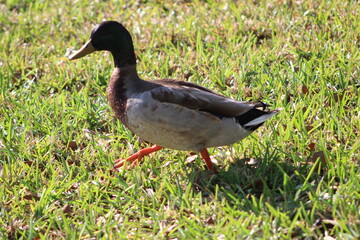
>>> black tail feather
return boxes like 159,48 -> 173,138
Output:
236,108 -> 273,131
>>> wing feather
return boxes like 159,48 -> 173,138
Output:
149,79 -> 262,117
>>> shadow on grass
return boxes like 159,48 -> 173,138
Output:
189,156 -> 308,212
187,155 -> 338,237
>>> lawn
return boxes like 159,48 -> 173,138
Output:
0,0 -> 359,239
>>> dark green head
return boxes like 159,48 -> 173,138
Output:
69,21 -> 136,67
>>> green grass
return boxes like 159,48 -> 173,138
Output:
1,0 -> 359,239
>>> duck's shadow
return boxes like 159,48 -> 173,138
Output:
188,157 -> 305,211
187,156 -> 336,234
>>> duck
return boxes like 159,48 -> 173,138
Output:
69,21 -> 279,171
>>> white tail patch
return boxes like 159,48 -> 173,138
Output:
244,110 -> 280,127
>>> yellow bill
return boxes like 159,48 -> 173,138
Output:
69,39 -> 96,60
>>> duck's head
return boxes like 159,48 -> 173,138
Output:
69,21 -> 136,67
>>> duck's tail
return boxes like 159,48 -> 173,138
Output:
237,107 -> 280,131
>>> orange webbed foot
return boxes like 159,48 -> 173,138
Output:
114,145 -> 163,169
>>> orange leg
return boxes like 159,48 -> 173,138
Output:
114,145 -> 163,169
200,148 -> 217,172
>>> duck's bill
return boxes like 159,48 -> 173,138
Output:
69,39 -> 96,60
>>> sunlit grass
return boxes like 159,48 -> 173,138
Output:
1,0 -> 359,239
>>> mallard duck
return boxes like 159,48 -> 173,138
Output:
69,21 -> 279,171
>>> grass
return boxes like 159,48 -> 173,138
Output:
0,0 -> 359,239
